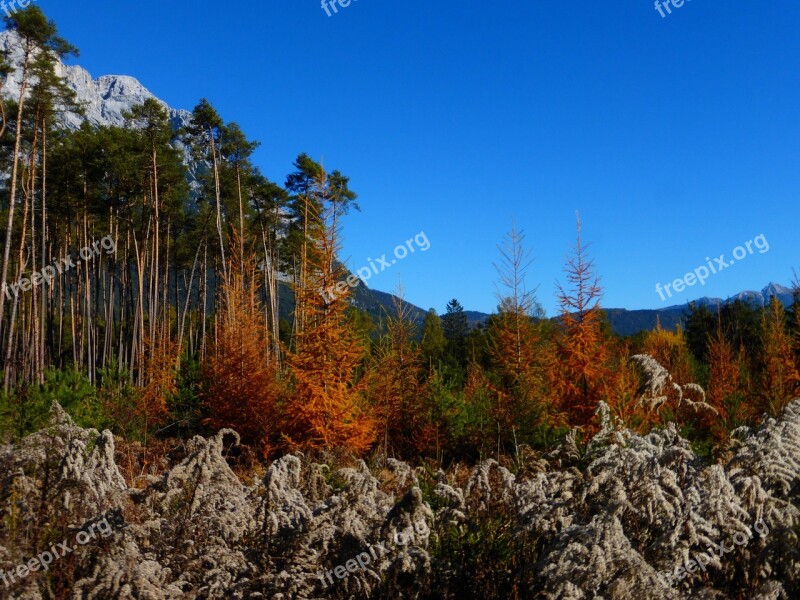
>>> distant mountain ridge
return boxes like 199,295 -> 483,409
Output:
376,283 -> 794,336
468,283 -> 794,337
353,283 -> 794,337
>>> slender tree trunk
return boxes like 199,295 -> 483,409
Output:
178,237 -> 203,363
40,123 -> 48,379
236,163 -> 244,270
0,42 -> 32,342
200,243 -> 208,361
209,128 -> 228,287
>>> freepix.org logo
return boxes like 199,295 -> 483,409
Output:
321,0 -> 359,18
1,0 -> 38,18
319,231 -> 430,303
654,0 -> 691,18
1,235 -> 116,301
654,234 -> 769,302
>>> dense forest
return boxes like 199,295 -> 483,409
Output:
0,7 -> 798,599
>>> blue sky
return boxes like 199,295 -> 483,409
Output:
36,0 -> 800,316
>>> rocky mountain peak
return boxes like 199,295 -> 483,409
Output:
0,30 -> 190,131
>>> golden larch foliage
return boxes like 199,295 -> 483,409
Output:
139,334 -> 181,430
282,177 -> 375,454
641,324 -> 696,384
489,306 -> 554,432
552,216 -> 614,428
203,245 -> 282,454
704,320 -> 746,442
758,297 -> 800,417
366,294 -> 427,456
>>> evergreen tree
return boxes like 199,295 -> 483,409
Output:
0,6 -> 77,365
220,122 -> 259,264
420,308 -> 446,367
251,175 -> 289,363
442,298 -> 468,368
183,99 -> 228,284
684,302 -> 717,363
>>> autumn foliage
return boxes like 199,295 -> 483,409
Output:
552,218 -> 615,428
641,323 -> 696,385
138,334 -> 181,433
281,174 -> 375,454
759,297 -> 800,417
203,244 -> 282,453
705,317 -> 743,431
365,294 -> 428,456
486,225 -> 555,448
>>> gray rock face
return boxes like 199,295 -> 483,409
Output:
0,29 -> 203,203
0,30 -> 191,131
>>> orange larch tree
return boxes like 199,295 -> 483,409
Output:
641,323 -> 696,385
282,170 -> 375,454
793,276 -> 800,377
758,296 -> 800,417
203,233 -> 283,454
552,216 -> 614,428
704,316 -> 746,441
137,333 -> 181,440
365,291 -> 427,457
488,224 -> 554,447
607,339 -> 643,427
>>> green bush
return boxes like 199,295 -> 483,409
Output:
0,368 -> 106,439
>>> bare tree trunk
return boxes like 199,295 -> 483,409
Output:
3,149 -> 33,389
40,123 -> 48,379
133,229 -> 147,385
209,128 -> 228,288
236,163 -> 245,270
178,237 -> 203,363
151,150 -> 160,346
200,243 -> 208,361
30,122 -> 41,383
0,41 -> 33,342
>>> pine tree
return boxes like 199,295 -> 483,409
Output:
684,302 -> 717,363
442,298 -> 468,368
0,6 -> 77,383
283,154 -> 326,336
252,176 -> 289,364
184,99 -> 228,285
123,99 -> 188,380
220,122 -> 259,269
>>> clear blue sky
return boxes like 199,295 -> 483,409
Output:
37,0 -> 800,316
